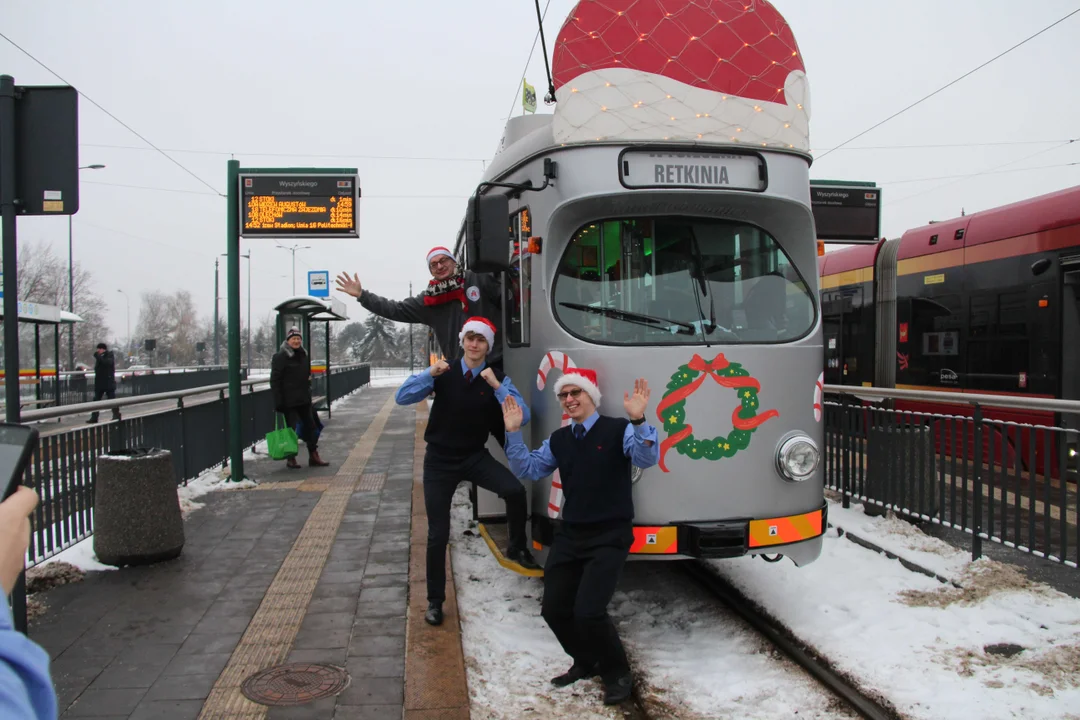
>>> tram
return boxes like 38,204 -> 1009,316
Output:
820,184 -> 1080,476
451,1 -> 827,566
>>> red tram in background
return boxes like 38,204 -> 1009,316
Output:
819,184 -> 1080,478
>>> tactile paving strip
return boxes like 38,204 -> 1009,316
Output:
357,472 -> 386,492
404,403 -> 471,719
197,395 -> 397,720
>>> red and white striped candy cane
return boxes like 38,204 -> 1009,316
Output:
813,371 -> 824,423
536,351 -> 577,518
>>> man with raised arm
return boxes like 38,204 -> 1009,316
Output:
501,369 -> 658,707
335,246 -> 503,367
395,317 -> 541,627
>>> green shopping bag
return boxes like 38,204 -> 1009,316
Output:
266,415 -> 299,460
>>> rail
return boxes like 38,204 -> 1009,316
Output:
823,384 -> 1079,570
18,363 -> 371,569
30,365 -> 249,407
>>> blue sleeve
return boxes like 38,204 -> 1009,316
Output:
394,371 -> 435,405
504,431 -> 558,480
0,601 -> 58,720
493,375 -> 530,427
622,422 -> 660,469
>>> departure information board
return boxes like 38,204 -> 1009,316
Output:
239,173 -> 360,238
810,182 -> 881,243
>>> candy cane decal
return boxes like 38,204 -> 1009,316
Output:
536,351 -> 577,518
813,371 -> 824,423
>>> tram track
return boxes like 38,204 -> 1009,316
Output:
675,560 -> 900,720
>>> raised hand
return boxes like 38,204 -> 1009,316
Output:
334,272 -> 363,298
502,396 -> 523,433
429,359 -> 450,377
0,486 -> 38,596
480,368 -> 501,389
623,378 -> 651,420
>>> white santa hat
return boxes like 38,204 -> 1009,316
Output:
426,246 -> 454,265
458,316 -> 496,354
553,367 -> 601,408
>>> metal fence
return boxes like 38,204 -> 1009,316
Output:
823,385 -> 1079,569
36,365 -> 243,406
21,363 -> 370,568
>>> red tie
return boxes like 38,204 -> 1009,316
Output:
464,370 -> 472,383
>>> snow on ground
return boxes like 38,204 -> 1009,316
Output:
448,487 -> 849,719
708,499 -> 1080,720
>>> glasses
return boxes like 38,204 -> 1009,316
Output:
556,389 -> 583,401
429,257 -> 454,270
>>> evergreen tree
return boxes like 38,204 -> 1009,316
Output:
356,315 -> 398,364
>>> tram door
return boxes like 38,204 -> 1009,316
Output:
1061,257 -> 1080,477
823,315 -> 843,385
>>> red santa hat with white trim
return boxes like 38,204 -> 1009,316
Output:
426,246 -> 454,265
553,367 -> 601,408
458,316 -> 496,354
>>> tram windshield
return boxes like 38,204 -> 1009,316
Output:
553,217 -> 815,345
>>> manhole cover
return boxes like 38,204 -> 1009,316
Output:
241,663 -> 350,706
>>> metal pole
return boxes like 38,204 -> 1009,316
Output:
292,250 -> 296,296
246,252 -> 251,372
67,215 -> 74,370
408,281 -> 414,373
34,325 -> 40,403
53,327 -> 60,405
226,159 -> 245,482
325,320 -> 331,419
1,73 -> 28,634
213,257 -> 220,365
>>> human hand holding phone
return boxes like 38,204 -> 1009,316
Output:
0,487 -> 37,596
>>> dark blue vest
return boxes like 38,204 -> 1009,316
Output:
548,415 -> 633,524
425,363 -> 505,458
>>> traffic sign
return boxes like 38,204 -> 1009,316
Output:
308,270 -> 330,298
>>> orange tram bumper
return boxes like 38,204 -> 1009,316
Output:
531,502 -> 827,559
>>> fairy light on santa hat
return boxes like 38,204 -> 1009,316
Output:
553,367 -> 602,408
458,317 -> 496,354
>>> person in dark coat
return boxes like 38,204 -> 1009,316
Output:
502,369 -> 658,707
334,246 -> 504,368
270,327 -> 329,469
87,343 -> 120,423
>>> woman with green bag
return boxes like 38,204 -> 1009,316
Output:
270,327 -> 330,469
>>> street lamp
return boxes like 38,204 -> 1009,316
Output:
68,164 -> 106,369
115,289 -> 130,361
221,251 -> 251,370
276,244 -> 310,295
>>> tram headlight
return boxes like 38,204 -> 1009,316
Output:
776,435 -> 820,482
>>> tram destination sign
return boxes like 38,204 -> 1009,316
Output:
240,173 -> 360,239
619,150 -> 766,191
810,182 -> 881,243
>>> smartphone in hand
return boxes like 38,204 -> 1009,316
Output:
0,423 -> 38,501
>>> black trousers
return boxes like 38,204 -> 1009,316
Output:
284,403 -> 322,452
541,522 -> 633,682
89,388 -> 119,421
423,449 -> 528,603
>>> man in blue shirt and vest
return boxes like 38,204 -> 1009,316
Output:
501,368 -> 658,706
395,317 -> 541,626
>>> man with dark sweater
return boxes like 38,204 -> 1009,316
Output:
502,368 -> 658,706
335,246 -> 503,368
395,316 -> 541,627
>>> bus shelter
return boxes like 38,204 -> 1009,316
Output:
273,296 -> 348,417
0,300 -> 83,410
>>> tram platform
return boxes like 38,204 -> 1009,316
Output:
25,386 -> 472,720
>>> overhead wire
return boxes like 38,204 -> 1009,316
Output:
0,31 -> 226,196
815,7 -> 1080,161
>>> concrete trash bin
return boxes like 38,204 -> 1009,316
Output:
93,448 -> 185,566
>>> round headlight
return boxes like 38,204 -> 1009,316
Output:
776,436 -> 820,481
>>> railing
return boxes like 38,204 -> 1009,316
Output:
36,365 -> 245,407
823,384 -> 1080,569
19,363 -> 371,568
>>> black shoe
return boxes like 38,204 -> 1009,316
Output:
424,602 -> 443,626
505,547 -> 541,571
603,674 -> 633,705
551,662 -> 598,687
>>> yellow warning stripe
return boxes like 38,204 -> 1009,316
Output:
197,394 -> 397,720
477,523 -> 544,577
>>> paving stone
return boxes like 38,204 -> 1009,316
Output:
355,600 -> 406,619
300,612 -> 356,632
175,632 -> 243,656
337,676 -> 404,706
306,596 -> 356,615
189,614 -> 253,636
347,635 -> 405,657
292,628 -> 352,650
142,673 -> 219,701
161,652 -> 231,677
88,652 -> 173,690
319,570 -> 367,585
360,573 -> 408,589
128,699 -> 204,720
62,687 -> 147,716
312,582 -> 363,600
266,696 -> 339,719
352,617 -> 406,636
287,647 -> 349,666
346,655 -> 405,678
364,562 -> 410,576
358,586 -> 408,603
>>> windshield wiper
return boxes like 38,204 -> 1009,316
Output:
559,302 -> 696,335
686,230 -> 718,337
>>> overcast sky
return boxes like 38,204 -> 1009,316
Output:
3,0 -> 1078,343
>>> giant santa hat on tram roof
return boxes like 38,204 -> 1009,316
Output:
550,0 -> 811,151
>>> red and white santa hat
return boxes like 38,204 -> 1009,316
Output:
426,246 -> 454,265
553,367 -> 601,408
458,316 -> 496,354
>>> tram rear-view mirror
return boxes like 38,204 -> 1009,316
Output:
467,193 -> 510,273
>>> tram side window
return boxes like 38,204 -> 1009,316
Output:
506,209 -> 531,346
907,294 -> 963,387
966,287 -> 1055,394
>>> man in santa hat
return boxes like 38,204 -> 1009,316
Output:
395,316 -> 541,627
334,247 -> 503,367
501,369 -> 657,706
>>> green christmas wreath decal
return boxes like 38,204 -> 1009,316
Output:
655,353 -> 780,472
